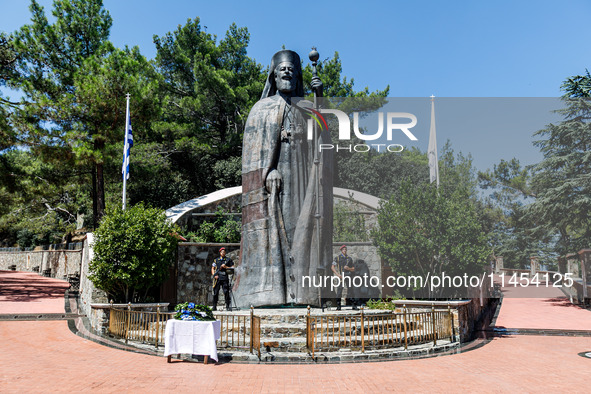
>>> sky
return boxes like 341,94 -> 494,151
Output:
1,0 -> 590,171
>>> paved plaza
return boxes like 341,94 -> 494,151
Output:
0,271 -> 590,393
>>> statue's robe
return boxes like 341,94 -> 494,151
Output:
235,95 -> 333,307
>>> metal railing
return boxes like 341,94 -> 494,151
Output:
0,243 -> 83,252
108,304 -> 174,348
0,247 -> 33,252
108,304 -> 261,357
216,307 -> 261,358
306,305 -> 455,357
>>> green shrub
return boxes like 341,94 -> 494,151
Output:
89,203 -> 179,302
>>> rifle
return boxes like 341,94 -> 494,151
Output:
343,257 -> 354,279
212,260 -> 234,288
212,259 -> 222,288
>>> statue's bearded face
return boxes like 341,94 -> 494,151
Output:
274,62 -> 297,94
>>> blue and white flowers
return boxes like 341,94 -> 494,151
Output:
174,302 -> 215,321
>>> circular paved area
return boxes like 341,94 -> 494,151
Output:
1,271 -> 590,392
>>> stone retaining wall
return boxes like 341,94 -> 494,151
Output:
332,242 -> 382,299
333,195 -> 378,234
455,297 -> 495,342
176,243 -> 240,306
0,249 -> 82,278
78,234 -> 108,325
331,243 -> 381,277
455,282 -> 497,342
0,235 -> 109,332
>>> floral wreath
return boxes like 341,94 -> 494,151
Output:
174,302 -> 215,321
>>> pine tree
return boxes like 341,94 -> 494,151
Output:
527,96 -> 591,253
10,0 -> 113,225
153,18 -> 264,197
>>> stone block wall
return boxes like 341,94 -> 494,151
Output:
174,241 -> 384,306
0,249 -> 82,278
0,235 -> 110,332
332,242 -> 382,299
78,234 -> 108,321
175,242 -> 382,307
455,282 -> 496,343
88,306 -> 110,334
333,195 -> 378,234
332,243 -> 381,277
176,243 -> 240,306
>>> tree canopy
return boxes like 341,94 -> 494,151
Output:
479,72 -> 591,267
3,0 -> 588,280
373,156 -> 490,297
0,1 -> 394,248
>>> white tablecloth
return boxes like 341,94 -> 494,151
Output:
164,320 -> 221,361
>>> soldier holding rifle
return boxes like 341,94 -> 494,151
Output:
212,247 -> 234,311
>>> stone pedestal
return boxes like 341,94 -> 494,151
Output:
494,256 -> 504,274
565,253 -> 580,303
566,253 -> 579,277
529,256 -> 539,276
578,249 -> 591,301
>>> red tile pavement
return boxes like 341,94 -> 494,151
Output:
496,297 -> 591,330
1,271 -> 590,393
0,271 -> 70,314
495,276 -> 591,330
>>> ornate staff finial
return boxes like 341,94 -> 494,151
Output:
309,47 -> 319,64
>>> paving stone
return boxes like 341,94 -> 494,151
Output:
2,270 -> 591,392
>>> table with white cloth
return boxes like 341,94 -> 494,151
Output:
164,319 -> 221,364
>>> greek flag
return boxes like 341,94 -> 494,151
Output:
122,117 -> 133,180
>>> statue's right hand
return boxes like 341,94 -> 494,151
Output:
311,76 -> 323,97
265,170 -> 282,193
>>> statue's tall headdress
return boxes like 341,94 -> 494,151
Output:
261,50 -> 304,99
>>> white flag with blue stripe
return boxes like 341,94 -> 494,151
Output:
122,117 -> 133,181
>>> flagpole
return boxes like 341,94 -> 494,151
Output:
428,94 -> 439,188
122,93 -> 130,210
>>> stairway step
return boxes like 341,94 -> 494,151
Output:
217,340 -> 459,363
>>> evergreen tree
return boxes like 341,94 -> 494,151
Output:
478,158 -> 546,268
0,32 -> 18,151
527,96 -> 591,254
10,0 -> 113,225
561,69 -> 591,98
70,45 -> 161,217
153,18 -> 264,198
479,71 -> 591,264
373,179 -> 490,298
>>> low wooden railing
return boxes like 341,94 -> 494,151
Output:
108,304 -> 174,348
306,305 -> 455,357
251,314 -> 261,358
108,304 -> 261,357
215,307 -> 261,358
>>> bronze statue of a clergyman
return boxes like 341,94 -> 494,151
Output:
234,49 -> 334,307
